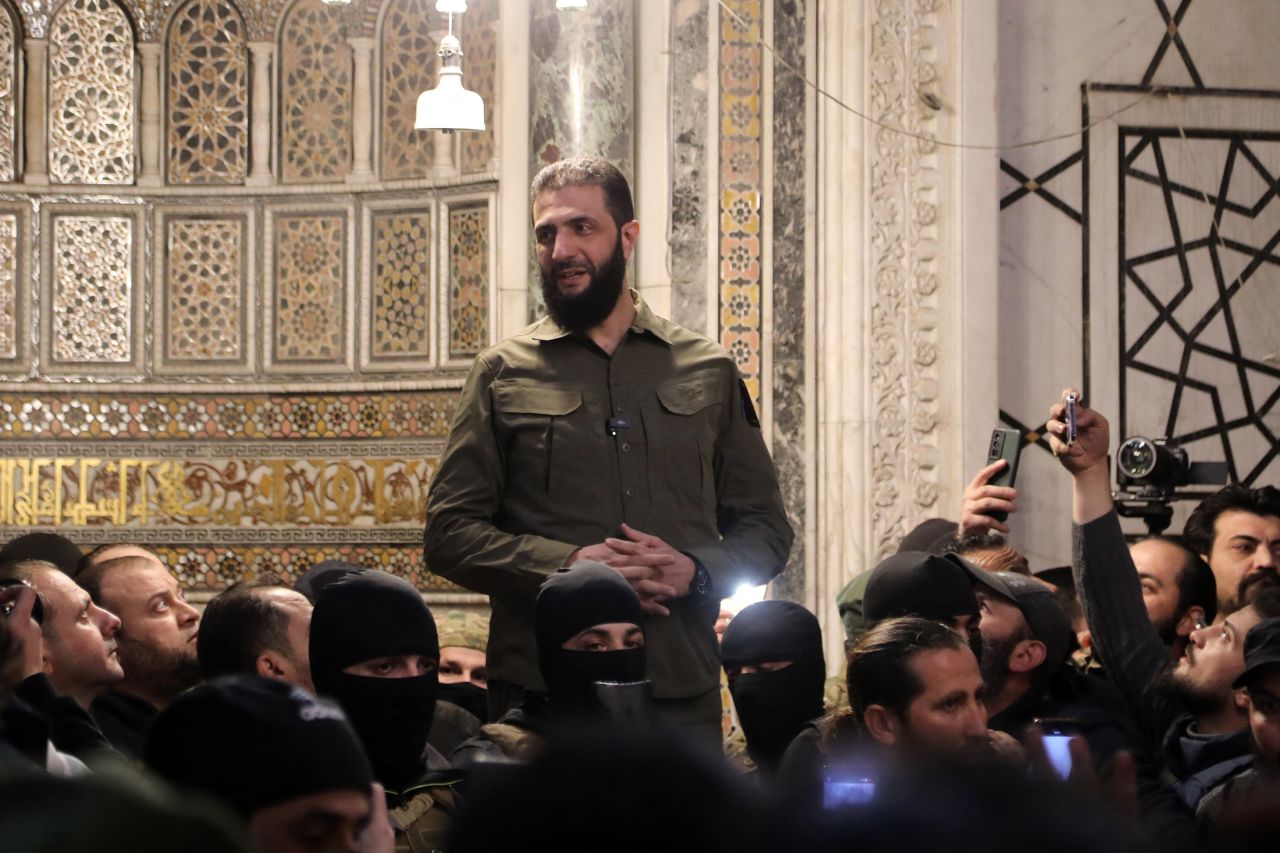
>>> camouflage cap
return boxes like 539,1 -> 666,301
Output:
436,608 -> 490,652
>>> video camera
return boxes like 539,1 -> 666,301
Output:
1112,436 -> 1228,534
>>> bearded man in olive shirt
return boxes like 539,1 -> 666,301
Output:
424,158 -> 793,739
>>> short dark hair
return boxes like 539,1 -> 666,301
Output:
845,616 -> 968,728
1183,484 -> 1280,557
197,581 -> 293,679
1137,535 -> 1218,626
529,157 -> 634,229
946,532 -> 1031,575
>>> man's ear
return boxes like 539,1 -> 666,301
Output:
1234,687 -> 1250,712
862,705 -> 901,747
620,220 -> 640,259
1175,606 -> 1206,638
1008,639 -> 1047,674
255,651 -> 287,681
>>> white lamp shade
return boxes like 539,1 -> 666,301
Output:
414,71 -> 485,131
556,0 -> 588,8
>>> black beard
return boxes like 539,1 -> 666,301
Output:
1154,666 -> 1226,719
540,237 -> 627,336
117,635 -> 202,702
979,633 -> 1020,700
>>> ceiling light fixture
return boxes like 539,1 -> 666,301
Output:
414,0 -> 485,133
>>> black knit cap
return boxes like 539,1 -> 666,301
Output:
0,532 -> 83,577
310,571 -> 438,692
863,551 -> 981,626
535,562 -> 644,654
721,600 -> 823,669
1234,617 -> 1280,689
145,675 -> 372,817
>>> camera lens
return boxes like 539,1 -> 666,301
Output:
1118,437 -> 1157,479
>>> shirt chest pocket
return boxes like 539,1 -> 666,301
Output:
492,383 -> 593,495
648,370 -> 723,511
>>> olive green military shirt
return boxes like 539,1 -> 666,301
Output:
424,292 -> 793,699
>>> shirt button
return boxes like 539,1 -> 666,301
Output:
625,488 -> 634,497
621,443 -> 630,452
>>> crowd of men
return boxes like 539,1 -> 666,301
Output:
1,159 -> 1278,851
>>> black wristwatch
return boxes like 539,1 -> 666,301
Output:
689,557 -> 713,598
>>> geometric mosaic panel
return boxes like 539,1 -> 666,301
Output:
167,0 -> 249,185
51,216 -> 133,362
0,391 -> 458,440
165,217 -> 245,361
0,214 -> 15,359
718,0 -> 764,407
279,0 -> 352,183
379,0 -> 439,180
0,10 -> 15,183
459,0 -> 496,175
371,210 -> 431,359
49,0 -> 135,184
1120,129 -> 1280,486
448,202 -> 489,359
273,213 -> 345,363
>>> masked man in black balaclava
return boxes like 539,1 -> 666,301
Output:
310,570 -> 459,850
450,561 -> 651,767
721,600 -> 825,776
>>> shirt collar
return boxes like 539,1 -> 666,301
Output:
529,288 -> 674,346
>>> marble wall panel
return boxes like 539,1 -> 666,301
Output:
769,0 -> 808,600
669,0 -> 710,335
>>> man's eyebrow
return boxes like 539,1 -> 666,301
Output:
1137,572 -> 1162,586
931,690 -> 966,709
1228,535 -> 1260,545
574,628 -> 609,641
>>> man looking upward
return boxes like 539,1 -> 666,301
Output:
425,157 -> 793,738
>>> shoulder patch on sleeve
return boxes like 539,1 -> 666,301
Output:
738,379 -> 760,428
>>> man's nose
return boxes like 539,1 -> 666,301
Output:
177,598 -> 200,626
551,230 -> 579,261
1254,546 -> 1276,569
96,606 -> 122,638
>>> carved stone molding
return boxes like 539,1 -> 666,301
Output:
866,0 -> 946,561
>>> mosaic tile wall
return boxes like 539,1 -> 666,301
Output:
0,391 -> 461,592
718,0 -> 765,408
0,1 -> 497,593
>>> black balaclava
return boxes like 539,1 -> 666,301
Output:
310,571 -> 438,792
535,562 -> 647,715
439,681 -> 488,722
720,600 -> 825,772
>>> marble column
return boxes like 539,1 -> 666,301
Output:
247,41 -> 274,186
347,36 -> 375,184
137,42 -> 163,187
526,0 -> 634,318
22,39 -> 48,185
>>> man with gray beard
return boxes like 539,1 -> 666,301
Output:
77,552 -> 201,757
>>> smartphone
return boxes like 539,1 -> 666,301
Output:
0,578 -> 43,624
1065,394 -> 1078,444
1035,718 -> 1083,780
984,428 -> 1023,523
822,765 -> 877,809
